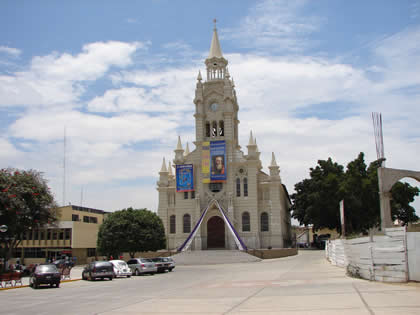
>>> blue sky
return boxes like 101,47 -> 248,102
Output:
0,0 -> 419,218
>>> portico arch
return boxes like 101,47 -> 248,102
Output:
378,167 -> 420,229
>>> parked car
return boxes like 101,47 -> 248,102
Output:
127,258 -> 157,276
52,258 -> 74,269
109,260 -> 132,278
29,264 -> 61,289
151,257 -> 175,273
82,261 -> 114,281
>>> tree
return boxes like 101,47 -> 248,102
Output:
97,208 -> 166,258
291,158 -> 344,231
292,153 -> 419,234
0,168 -> 58,271
391,182 -> 419,225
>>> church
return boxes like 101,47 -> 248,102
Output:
157,24 -> 292,251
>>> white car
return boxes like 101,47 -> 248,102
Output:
109,260 -> 132,278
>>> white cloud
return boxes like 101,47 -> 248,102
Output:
0,46 -> 21,57
0,41 -> 144,107
222,0 -> 322,52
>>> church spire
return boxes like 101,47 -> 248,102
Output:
160,157 -> 168,173
208,19 -> 223,58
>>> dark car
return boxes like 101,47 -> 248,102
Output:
82,261 -> 114,281
151,257 -> 175,273
53,258 -> 74,269
29,264 -> 61,289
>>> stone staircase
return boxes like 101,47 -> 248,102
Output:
172,250 -> 261,265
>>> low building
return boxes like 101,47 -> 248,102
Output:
13,205 -> 108,266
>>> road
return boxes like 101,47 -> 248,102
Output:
1,251 -> 420,314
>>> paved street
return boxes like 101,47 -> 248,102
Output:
1,251 -> 420,314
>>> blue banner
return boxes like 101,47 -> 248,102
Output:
176,164 -> 194,192
210,140 -> 226,182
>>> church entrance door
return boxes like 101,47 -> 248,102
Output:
207,216 -> 225,248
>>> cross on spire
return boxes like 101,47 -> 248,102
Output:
213,18 -> 217,29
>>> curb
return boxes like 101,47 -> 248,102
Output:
0,278 -> 82,291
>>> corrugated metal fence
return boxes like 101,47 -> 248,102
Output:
326,227 -> 413,282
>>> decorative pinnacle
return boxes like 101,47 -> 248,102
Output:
197,70 -> 202,81
176,136 -> 183,151
184,142 -> 190,156
213,18 -> 217,30
270,152 -> 278,167
160,157 -> 168,172
168,161 -> 173,176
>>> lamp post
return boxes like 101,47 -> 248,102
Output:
0,225 -> 9,271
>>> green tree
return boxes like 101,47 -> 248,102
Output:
291,158 -> 345,231
292,153 -> 418,234
97,208 -> 166,258
0,168 -> 58,271
391,182 -> 419,225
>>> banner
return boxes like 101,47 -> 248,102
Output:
210,140 -> 226,182
176,164 -> 194,192
202,141 -> 210,183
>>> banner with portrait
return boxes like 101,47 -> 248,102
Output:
176,164 -> 194,192
210,140 -> 226,182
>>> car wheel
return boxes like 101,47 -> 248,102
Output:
169,268 -> 173,272
127,275 -> 131,278
135,269 -> 140,276
56,283 -> 60,288
34,282 -> 39,289
109,277 -> 113,281
82,272 -> 87,280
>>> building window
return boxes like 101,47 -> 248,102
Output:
87,248 -> 96,257
236,178 -> 241,197
209,182 -> 223,193
184,191 -> 188,199
65,229 -> 71,240
40,230 -> 45,240
243,178 -> 248,197
205,122 -> 210,137
83,216 -> 89,223
170,215 -> 176,234
261,212 -> 269,232
34,230 -> 39,240
219,120 -> 224,136
47,230 -> 51,240
242,212 -> 250,232
72,214 -> 79,221
191,191 -> 195,199
183,214 -> 191,233
211,121 -> 217,137
89,217 -> 98,224
59,230 -> 64,240
53,230 -> 57,240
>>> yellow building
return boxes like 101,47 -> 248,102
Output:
14,205 -> 108,265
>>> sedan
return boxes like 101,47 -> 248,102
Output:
29,264 -> 61,289
127,258 -> 157,276
109,260 -> 132,278
151,257 -> 175,273
82,261 -> 114,281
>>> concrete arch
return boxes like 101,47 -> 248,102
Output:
378,167 -> 420,229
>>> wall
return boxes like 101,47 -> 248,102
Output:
326,227 -> 410,283
246,248 -> 297,259
407,232 -> 420,281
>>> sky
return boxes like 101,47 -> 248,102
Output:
1,0 -> 419,220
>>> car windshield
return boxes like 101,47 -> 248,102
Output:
117,262 -> 127,267
141,259 -> 152,263
36,265 -> 58,273
94,261 -> 112,267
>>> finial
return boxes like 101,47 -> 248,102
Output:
213,18 -> 217,30
160,157 -> 168,172
176,136 -> 183,151
184,142 -> 190,156
231,77 -> 235,87
270,152 -> 278,167
248,130 -> 254,146
197,70 -> 202,81
168,161 -> 173,176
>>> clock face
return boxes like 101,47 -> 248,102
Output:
210,103 -> 219,111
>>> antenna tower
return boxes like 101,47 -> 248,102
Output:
372,112 -> 385,167
63,127 -> 67,206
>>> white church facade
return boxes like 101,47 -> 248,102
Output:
157,25 -> 292,251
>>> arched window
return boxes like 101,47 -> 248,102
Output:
183,214 -> 191,233
242,212 -> 250,232
219,120 -> 224,136
243,178 -> 248,197
205,122 -> 210,137
211,121 -> 217,137
236,178 -> 241,197
261,212 -> 269,232
170,215 -> 176,234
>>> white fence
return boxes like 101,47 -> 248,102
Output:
325,227 -> 416,283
